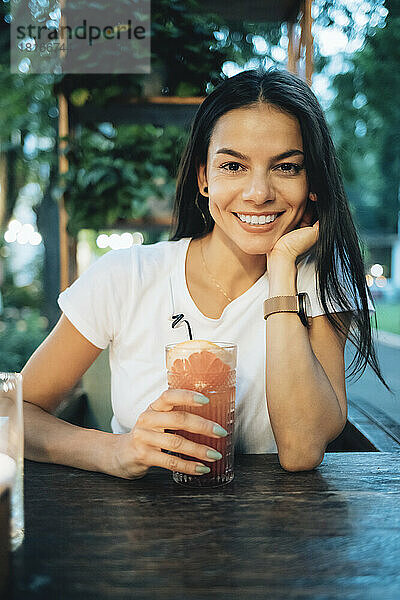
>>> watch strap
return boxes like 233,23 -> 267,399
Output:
263,295 -> 298,318
263,293 -> 310,328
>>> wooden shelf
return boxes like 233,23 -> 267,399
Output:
69,97 -> 204,127
127,96 -> 205,105
192,0 -> 301,23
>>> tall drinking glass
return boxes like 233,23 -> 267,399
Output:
0,455 -> 14,594
165,341 -> 237,487
0,373 -> 24,550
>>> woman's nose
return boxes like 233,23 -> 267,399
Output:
241,172 -> 275,203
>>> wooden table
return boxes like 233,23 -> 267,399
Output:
10,454 -> 400,599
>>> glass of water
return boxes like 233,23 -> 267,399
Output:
0,373 -> 24,550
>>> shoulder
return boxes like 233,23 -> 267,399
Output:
56,239 -> 188,348
133,237 -> 187,263
86,237 -> 187,277
59,239 -> 185,301
131,237 -> 188,280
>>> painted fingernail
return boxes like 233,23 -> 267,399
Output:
196,465 -> 211,474
193,393 -> 209,404
207,449 -> 223,460
213,424 -> 228,437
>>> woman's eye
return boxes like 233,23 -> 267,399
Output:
276,163 -> 304,175
220,162 -> 245,173
219,161 -> 304,175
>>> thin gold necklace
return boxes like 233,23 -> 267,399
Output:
200,237 -> 233,303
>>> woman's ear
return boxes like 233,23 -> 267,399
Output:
308,193 -> 318,225
197,164 -> 208,196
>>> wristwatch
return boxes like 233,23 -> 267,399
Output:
263,293 -> 312,328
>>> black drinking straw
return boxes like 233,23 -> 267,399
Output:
171,313 -> 193,340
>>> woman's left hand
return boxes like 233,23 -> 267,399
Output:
268,210 -> 319,262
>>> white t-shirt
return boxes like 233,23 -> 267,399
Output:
58,237 -> 374,454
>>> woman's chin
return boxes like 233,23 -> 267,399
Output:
243,233 -> 279,251
237,239 -> 277,256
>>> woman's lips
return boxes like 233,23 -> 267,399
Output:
233,212 -> 283,233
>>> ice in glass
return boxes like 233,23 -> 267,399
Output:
0,373 -> 24,550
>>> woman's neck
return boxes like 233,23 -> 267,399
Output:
193,229 -> 267,300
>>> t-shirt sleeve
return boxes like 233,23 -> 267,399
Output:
297,253 -> 375,318
57,248 -> 133,349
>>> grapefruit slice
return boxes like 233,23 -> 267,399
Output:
168,339 -> 231,391
172,339 -> 222,352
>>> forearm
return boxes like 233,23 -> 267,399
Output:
266,257 -> 344,470
23,401 -> 120,477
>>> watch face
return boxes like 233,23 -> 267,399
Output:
298,292 -> 312,327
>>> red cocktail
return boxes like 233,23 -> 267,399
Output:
165,340 -> 237,487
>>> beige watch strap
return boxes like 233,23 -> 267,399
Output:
263,295 -> 299,320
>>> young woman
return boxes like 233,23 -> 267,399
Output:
21,68 -> 388,479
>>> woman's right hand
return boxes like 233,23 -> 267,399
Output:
112,389 -> 228,480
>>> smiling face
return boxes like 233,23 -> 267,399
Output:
197,103 -> 311,255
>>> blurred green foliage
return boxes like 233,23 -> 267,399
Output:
0,244 -> 44,310
1,280 -> 43,311
329,0 -> 400,234
60,123 -> 186,235
0,308 -> 49,371
373,302 -> 400,335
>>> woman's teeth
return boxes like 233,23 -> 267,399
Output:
236,213 -> 280,225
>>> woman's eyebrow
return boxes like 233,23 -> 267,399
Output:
214,148 -> 305,161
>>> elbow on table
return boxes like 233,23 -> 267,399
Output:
278,448 -> 325,473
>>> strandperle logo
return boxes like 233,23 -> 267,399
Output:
10,0 -> 151,75
15,19 -> 146,47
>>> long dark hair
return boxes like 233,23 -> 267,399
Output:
169,67 -> 392,392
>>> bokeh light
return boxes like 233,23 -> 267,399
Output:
375,276 -> 387,288
96,234 -> 109,249
370,264 -> 384,277
4,220 -> 43,246
96,232 -> 144,249
366,274 -> 373,287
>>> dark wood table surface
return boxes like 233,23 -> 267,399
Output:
10,453 -> 400,600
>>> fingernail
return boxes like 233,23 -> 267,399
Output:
213,424 -> 228,437
193,393 -> 209,404
196,465 -> 211,474
207,449 -> 223,460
